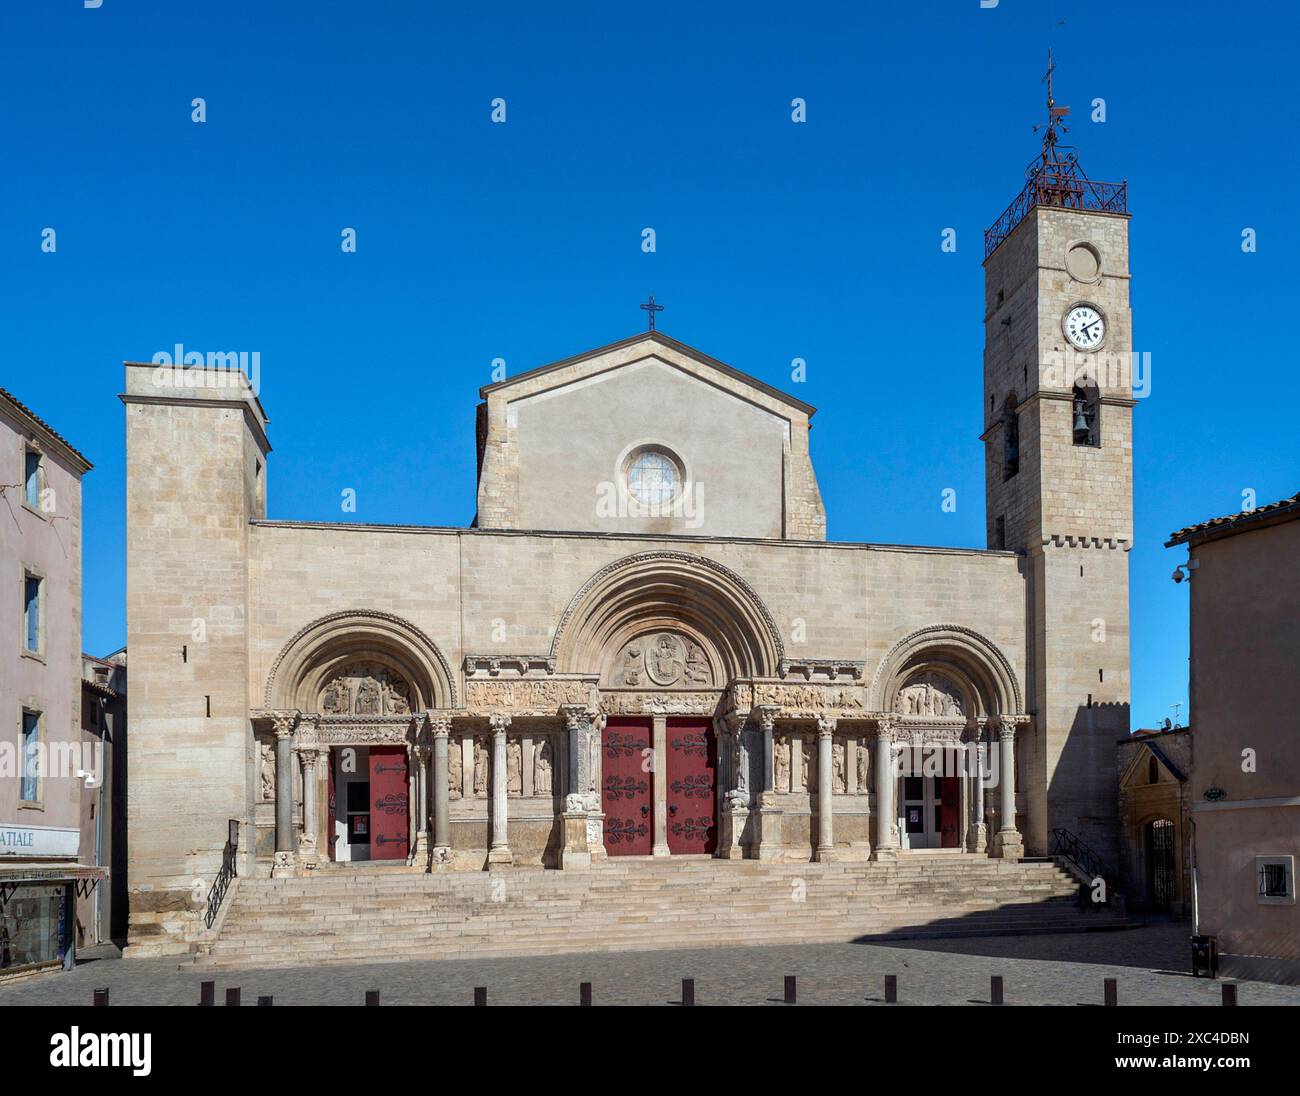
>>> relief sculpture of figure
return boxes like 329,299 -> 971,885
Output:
621,643 -> 642,686
259,742 -> 276,800
856,742 -> 869,793
832,739 -> 846,794
802,736 -> 816,793
534,737 -> 553,796
448,736 -> 463,800
355,677 -> 382,716
507,739 -> 522,796
774,734 -> 791,793
683,641 -> 710,687
321,677 -> 350,715
385,675 -> 411,716
473,736 -> 488,797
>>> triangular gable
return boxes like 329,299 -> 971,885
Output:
1119,740 -> 1187,789
478,331 -> 817,419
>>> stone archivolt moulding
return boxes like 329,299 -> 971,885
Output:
263,610 -> 458,711
866,624 -> 1024,720
547,550 -> 786,681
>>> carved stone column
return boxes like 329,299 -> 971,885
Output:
873,721 -> 900,862
431,717 -> 453,868
814,716 -> 835,861
754,705 -> 785,861
651,714 -> 670,858
715,716 -> 733,848
271,711 -> 299,877
718,712 -> 750,860
295,722 -> 319,868
560,705 -> 598,870
488,715 -> 513,866
991,720 -> 1023,860
967,731 -> 988,854
410,716 -> 432,868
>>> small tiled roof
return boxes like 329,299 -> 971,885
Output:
0,387 -> 93,471
1166,491 -> 1300,548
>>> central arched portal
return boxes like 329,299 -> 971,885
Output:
553,551 -> 782,859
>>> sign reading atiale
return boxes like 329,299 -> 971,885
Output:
0,823 -> 80,858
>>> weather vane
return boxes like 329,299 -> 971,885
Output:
1033,48 -> 1072,165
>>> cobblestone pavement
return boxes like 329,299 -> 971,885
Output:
3,924 -> 1298,1006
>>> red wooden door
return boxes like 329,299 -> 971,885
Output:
602,718 -> 653,855
666,719 -> 717,855
939,775 -> 960,848
369,746 -> 409,861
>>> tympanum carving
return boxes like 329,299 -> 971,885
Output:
896,672 -> 965,719
614,632 -> 712,688
319,663 -> 416,717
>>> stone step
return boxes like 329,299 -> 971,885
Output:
195,857 -> 1101,970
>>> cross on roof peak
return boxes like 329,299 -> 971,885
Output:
640,294 -> 664,332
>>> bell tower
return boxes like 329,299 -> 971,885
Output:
981,53 -> 1133,866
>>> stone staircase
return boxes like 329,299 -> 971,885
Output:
191,853 -> 1127,970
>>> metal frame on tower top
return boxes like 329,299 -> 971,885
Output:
984,51 -> 1128,259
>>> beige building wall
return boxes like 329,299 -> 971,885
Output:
1179,512 -> 1300,983
0,396 -> 88,850
121,364 -> 267,954
475,334 -> 825,541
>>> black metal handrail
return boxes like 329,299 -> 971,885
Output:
203,820 -> 239,930
1049,827 -> 1121,910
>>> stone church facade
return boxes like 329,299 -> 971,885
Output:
121,154 -> 1134,956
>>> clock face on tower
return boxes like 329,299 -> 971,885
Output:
1064,304 -> 1105,350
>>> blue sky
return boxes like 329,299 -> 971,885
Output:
2,1 -> 1296,729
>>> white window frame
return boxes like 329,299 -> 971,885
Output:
1257,855 -> 1295,906
19,706 -> 44,807
21,441 -> 45,514
22,567 -> 45,659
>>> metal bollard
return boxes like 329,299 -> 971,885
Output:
199,981 -> 215,1007
366,991 -> 379,1006
991,975 -> 1004,1006
885,975 -> 897,1004
93,987 -> 109,1007
1104,978 -> 1117,1007
473,986 -> 487,1007
580,982 -> 592,1007
226,987 -> 240,1007
1222,983 -> 1237,1007
784,975 -> 796,1004
682,978 -> 694,1007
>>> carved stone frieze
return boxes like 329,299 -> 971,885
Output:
464,677 -> 597,712
601,690 -> 721,716
734,681 -> 866,716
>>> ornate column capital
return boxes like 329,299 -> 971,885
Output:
270,710 -> 300,740
874,717 -> 895,742
489,713 -> 511,735
997,721 -> 1016,743
560,703 -> 589,731
754,704 -> 780,732
816,715 -> 836,739
429,715 -> 451,739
